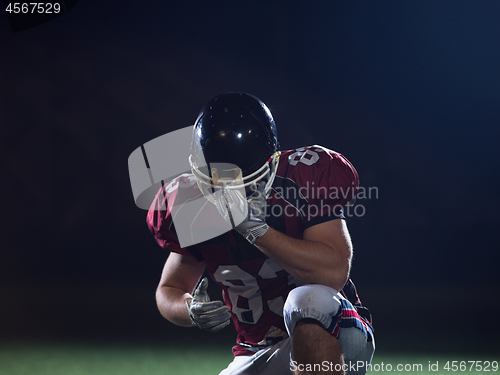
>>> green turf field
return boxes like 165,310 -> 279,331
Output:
0,341 -> 498,374
0,341 -> 232,375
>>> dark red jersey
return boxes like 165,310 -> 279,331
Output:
147,145 -> 360,356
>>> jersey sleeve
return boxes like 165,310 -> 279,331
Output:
146,175 -> 204,261
285,145 -> 359,229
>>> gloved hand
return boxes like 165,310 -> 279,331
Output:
186,277 -> 231,332
213,182 -> 269,244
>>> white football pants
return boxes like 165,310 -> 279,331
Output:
219,284 -> 375,375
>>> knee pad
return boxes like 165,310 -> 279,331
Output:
284,285 -> 370,360
283,284 -> 341,336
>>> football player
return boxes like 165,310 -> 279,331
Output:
148,93 -> 375,375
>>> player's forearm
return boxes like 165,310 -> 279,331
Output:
254,228 -> 350,290
155,285 -> 194,327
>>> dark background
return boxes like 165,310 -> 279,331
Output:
1,1 -> 499,354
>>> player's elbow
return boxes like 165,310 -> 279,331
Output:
328,254 -> 351,291
329,270 -> 350,291
297,262 -> 349,291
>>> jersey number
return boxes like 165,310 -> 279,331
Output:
213,260 -> 291,325
288,147 -> 324,166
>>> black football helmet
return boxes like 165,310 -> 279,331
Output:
189,92 -> 280,200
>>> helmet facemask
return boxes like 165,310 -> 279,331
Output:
189,151 -> 280,205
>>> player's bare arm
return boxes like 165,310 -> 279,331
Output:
156,252 -> 231,332
155,252 -> 206,327
219,180 -> 353,290
254,218 -> 352,291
